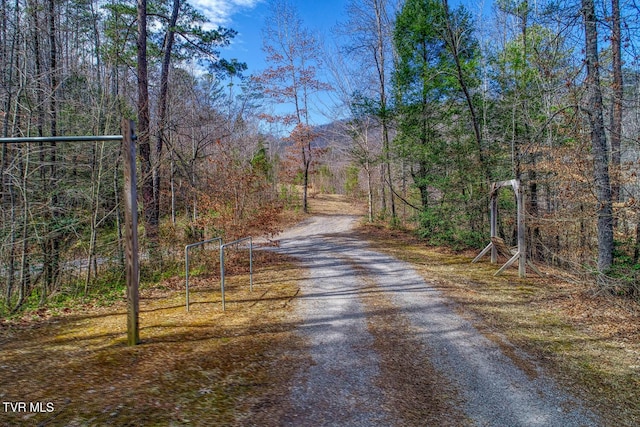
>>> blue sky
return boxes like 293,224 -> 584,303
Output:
187,0 -> 353,125
191,0 -> 492,124
192,0 -> 493,76
199,0 -> 350,76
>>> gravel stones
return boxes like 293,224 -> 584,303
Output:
259,215 -> 599,427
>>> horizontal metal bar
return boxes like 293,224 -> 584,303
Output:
0,135 -> 124,144
186,237 -> 223,251
220,236 -> 252,249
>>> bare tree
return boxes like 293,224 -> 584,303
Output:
610,0 -> 622,207
152,0 -> 238,229
152,0 -> 182,231
255,0 -> 330,213
324,45 -> 383,223
341,0 -> 398,222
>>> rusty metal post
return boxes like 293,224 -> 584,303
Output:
185,237 -> 222,312
219,237 -> 253,311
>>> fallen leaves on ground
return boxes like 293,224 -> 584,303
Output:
0,251 -> 303,426
356,223 -> 640,426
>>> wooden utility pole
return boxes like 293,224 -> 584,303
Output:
123,119 -> 140,345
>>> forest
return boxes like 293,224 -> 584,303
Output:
2,0 -> 640,315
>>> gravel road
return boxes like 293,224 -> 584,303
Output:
259,214 -> 599,426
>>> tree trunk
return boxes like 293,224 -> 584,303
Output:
45,0 -> 60,302
18,145 -> 31,310
380,163 -> 387,216
610,0 -> 622,209
302,146 -> 309,213
582,0 -> 614,273
373,0 -> 396,224
171,149 -> 177,225
5,175 -> 17,306
85,141 -> 106,294
2,0 -> 19,139
441,0 -> 489,183
366,161 -> 373,223
153,0 -> 181,227
30,0 -> 48,302
114,148 -> 125,269
137,0 -> 157,248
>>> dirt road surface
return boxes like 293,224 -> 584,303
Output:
254,210 -> 599,426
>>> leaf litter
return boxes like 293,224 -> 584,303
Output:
0,250 -> 304,426
355,223 -> 640,426
1,194 -> 638,426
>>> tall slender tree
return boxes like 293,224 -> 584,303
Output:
581,0 -> 614,273
441,0 -> 488,181
610,0 -> 622,207
393,0 -> 452,209
153,0 -> 182,230
137,0 -> 155,247
341,0 -> 397,222
152,0 -> 239,227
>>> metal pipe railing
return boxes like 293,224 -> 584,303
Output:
185,237 -> 222,311
0,135 -> 124,143
219,237 -> 253,311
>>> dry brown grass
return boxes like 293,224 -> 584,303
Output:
307,192 -> 366,216
355,223 -> 640,426
2,193 -> 638,425
0,251 -> 304,426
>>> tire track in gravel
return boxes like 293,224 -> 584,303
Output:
264,216 -> 391,426
256,214 -> 600,426
351,262 -> 468,426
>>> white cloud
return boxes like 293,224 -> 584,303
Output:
190,0 -> 263,26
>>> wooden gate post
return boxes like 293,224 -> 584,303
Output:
122,119 -> 140,345
490,183 -> 499,264
473,179 -> 529,278
514,180 -> 526,278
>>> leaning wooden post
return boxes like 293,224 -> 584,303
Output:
123,119 -> 140,345
514,180 -> 526,278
